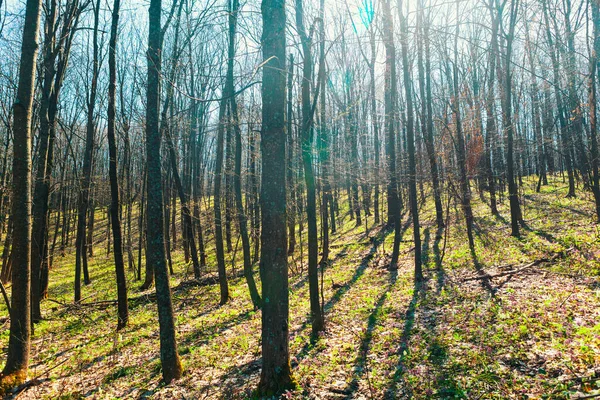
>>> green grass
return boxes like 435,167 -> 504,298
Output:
0,175 -> 599,399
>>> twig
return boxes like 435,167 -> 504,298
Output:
0,279 -> 10,315
573,393 -> 600,399
461,259 -> 548,282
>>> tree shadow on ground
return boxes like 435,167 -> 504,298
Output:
340,216 -> 414,398
422,226 -> 447,293
520,221 -> 563,247
523,194 -> 592,217
383,279 -> 424,399
494,212 -> 508,224
342,269 -> 398,398
218,357 -> 262,398
292,226 -> 393,365
290,242 -> 353,291
179,308 -> 255,349
470,249 -> 497,297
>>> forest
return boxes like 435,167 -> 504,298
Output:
0,0 -> 599,397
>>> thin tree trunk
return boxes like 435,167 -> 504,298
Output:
287,54 -> 296,255
543,0 -> 576,197
417,2 -> 443,229
398,0 -> 422,280
590,0 -> 600,222
295,0 -> 325,335
108,0 -> 128,330
382,0 -> 402,267
501,0 -> 522,237
75,0 -> 100,301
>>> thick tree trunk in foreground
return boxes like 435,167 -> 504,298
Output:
0,0 -> 40,387
146,0 -> 182,383
258,0 -> 295,395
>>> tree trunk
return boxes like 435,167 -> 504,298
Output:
590,0 -> 600,222
382,0 -> 402,267
398,0 -> 422,280
501,0 -> 521,237
108,0 -> 128,330
295,0 -> 325,335
145,0 -> 182,383
543,0 -> 576,197
417,2 -> 444,229
75,0 -> 100,301
0,0 -> 40,386
484,0 -> 499,215
214,11 -> 233,304
287,54 -> 296,255
257,0 -> 294,394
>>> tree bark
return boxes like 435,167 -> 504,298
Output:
398,0 -> 422,280
382,0 -> 402,267
145,0 -> 182,383
0,0 -> 41,386
108,0 -> 128,330
295,0 -> 325,335
257,0 -> 295,394
75,0 -> 100,301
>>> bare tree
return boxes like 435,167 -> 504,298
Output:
295,0 -> 324,335
107,0 -> 128,330
258,0 -> 295,394
0,0 -> 41,388
145,0 -> 182,383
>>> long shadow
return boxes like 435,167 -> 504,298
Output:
523,193 -> 592,217
179,308 -> 255,350
293,226 -> 394,365
45,270 -> 245,316
322,217 -> 412,316
472,220 -> 495,248
494,213 -> 508,224
432,226 -> 446,293
290,242 -> 352,291
415,280 -> 462,398
342,270 -> 398,398
218,358 -> 262,398
521,221 -> 562,247
470,247 -> 497,297
420,225 -> 448,294
422,228 -> 431,268
383,280 -> 424,399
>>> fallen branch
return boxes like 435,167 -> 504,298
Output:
461,247 -> 574,282
461,247 -> 574,283
461,259 -> 549,282
45,272 -> 247,311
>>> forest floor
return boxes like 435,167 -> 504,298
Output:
1,176 -> 600,399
